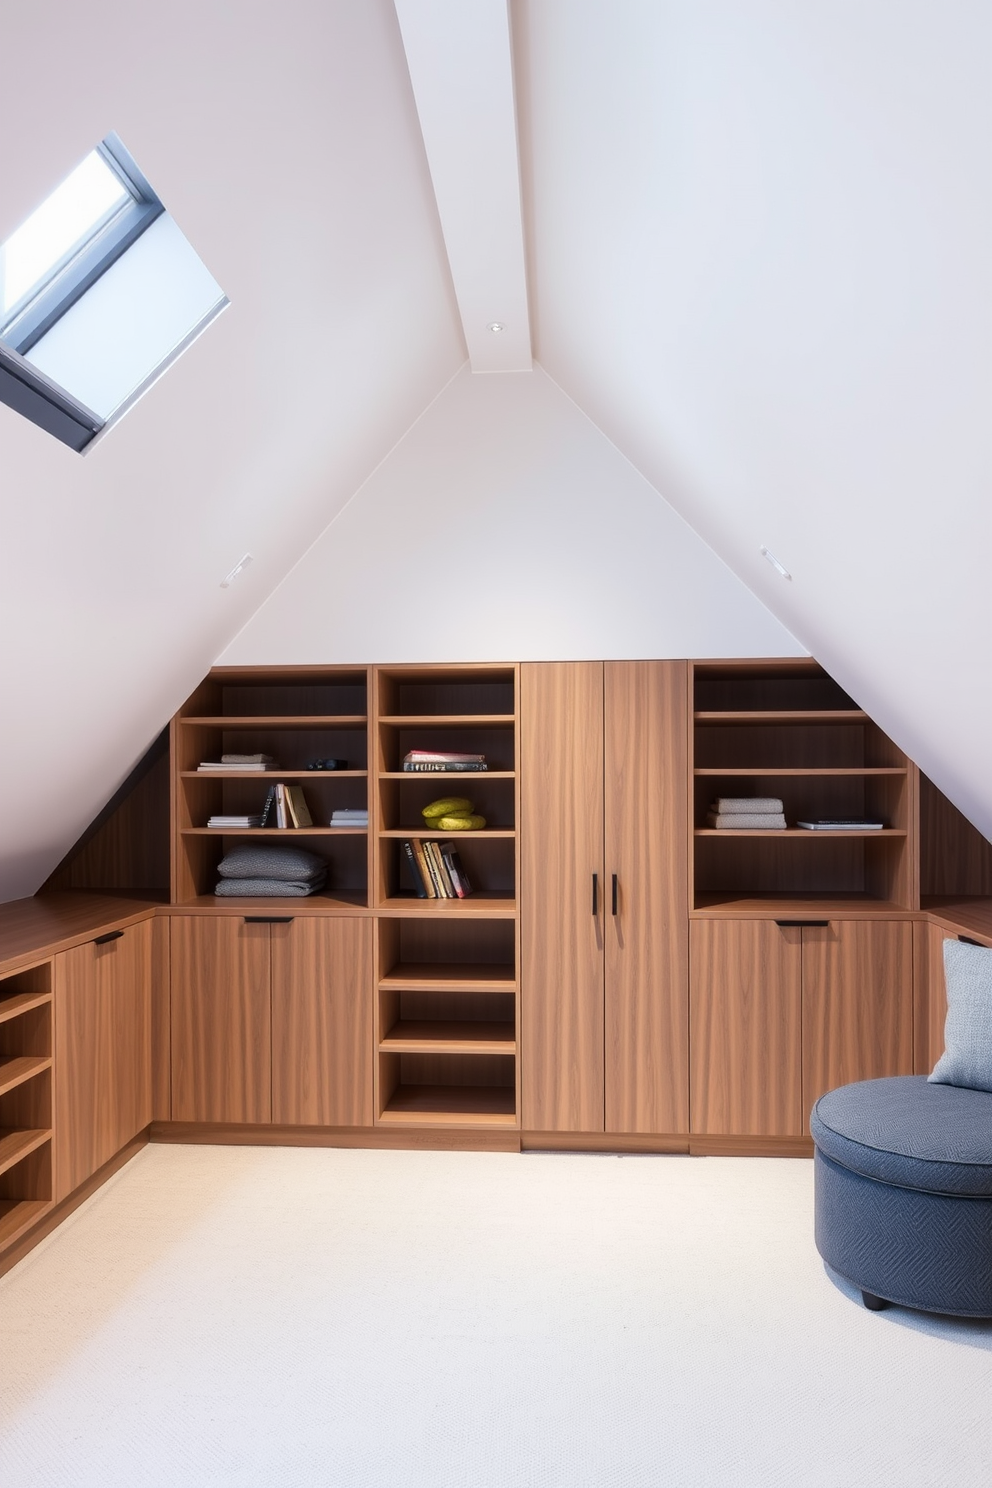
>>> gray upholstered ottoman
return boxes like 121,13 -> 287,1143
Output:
811,1076 -> 992,1316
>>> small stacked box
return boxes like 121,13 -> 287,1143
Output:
706,797 -> 787,829
214,845 -> 328,897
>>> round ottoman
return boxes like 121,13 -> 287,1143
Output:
811,1076 -> 992,1316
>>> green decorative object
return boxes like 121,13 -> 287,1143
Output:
435,813 -> 486,831
422,796 -> 474,821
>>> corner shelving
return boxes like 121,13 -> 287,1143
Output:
691,660 -> 916,912
173,667 -> 371,906
0,961 -> 53,1250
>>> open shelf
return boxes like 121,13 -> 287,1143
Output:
181,715 -> 367,727
0,1056 -> 51,1099
695,828 -> 906,838
694,710 -> 868,724
692,892 -> 913,917
380,1021 -> 516,1054
378,894 -> 516,916
0,964 -> 52,1252
183,827 -> 368,836
691,661 -> 915,911
0,990 -> 51,1025
380,961 -> 515,991
378,1086 -> 516,1125
0,1128 -> 50,1178
0,1198 -> 51,1249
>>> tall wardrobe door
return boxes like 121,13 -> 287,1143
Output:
521,662 -> 605,1132
604,661 -> 689,1133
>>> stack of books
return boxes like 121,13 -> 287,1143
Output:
401,838 -> 473,898
330,808 -> 368,828
207,814 -> 263,829
198,754 -> 277,771
260,783 -> 313,828
402,750 -> 488,773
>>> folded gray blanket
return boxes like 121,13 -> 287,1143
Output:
214,876 -> 327,897
217,845 -> 327,881
710,797 -> 784,814
706,812 -> 787,830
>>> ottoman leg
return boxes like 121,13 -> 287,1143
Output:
862,1290 -> 889,1312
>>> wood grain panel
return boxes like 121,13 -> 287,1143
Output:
920,773 -> 992,896
110,918 -> 153,1151
170,917 -> 271,1123
150,915 -> 171,1121
914,918 -> 948,1075
271,917 -> 373,1127
690,919 -> 802,1136
802,920 -> 914,1120
604,661 -> 689,1133
55,922 -> 151,1201
520,663 -> 605,1132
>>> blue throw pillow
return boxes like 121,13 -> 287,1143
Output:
929,939 -> 992,1094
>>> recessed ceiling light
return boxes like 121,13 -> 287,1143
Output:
760,546 -> 792,580
221,553 -> 252,588
487,322 -> 505,333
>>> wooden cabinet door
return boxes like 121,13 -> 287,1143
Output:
802,920 -> 914,1120
271,917 -> 373,1126
914,918 -> 948,1075
690,919 -> 803,1136
109,918 -> 153,1152
604,661 -> 689,1133
521,662 -> 605,1132
55,921 -> 152,1202
171,917 -> 271,1124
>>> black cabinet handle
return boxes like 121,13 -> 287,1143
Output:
775,920 -> 829,928
243,916 -> 295,924
959,935 -> 985,947
93,929 -> 124,945
592,874 -> 598,916
612,873 -> 618,916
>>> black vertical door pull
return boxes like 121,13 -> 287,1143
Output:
592,873 -> 598,916
611,873 -> 618,916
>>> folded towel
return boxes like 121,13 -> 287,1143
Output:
217,845 -> 328,880
710,797 -> 784,814
706,812 -> 787,830
214,876 -> 327,898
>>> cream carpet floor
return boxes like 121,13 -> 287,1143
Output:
1,1143 -> 991,1487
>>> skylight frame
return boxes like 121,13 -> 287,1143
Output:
0,133 -> 164,357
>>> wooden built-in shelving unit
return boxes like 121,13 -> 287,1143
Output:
0,961 -> 53,1249
172,668 -> 371,908
690,660 -> 916,913
372,666 -> 519,1127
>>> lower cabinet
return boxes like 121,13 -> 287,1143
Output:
55,919 -> 153,1202
170,915 -> 372,1127
689,918 -> 914,1137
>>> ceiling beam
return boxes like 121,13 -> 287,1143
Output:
394,0 -> 532,372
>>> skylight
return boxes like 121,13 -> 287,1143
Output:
0,151 -> 132,326
0,134 -> 227,452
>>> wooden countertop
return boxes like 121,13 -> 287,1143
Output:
3,890 -> 992,976
0,893 -> 164,976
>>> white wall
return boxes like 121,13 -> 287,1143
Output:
0,0 -> 465,904
222,364 -> 800,663
517,0 -> 992,838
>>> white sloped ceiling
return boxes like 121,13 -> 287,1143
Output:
515,0 -> 992,839
0,0 -> 465,902
221,363 -> 802,664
